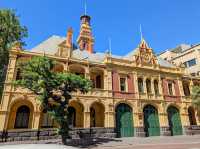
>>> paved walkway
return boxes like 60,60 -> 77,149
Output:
91,135 -> 200,149
1,135 -> 200,149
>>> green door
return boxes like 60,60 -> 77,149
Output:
167,106 -> 182,136
116,103 -> 134,137
143,105 -> 160,136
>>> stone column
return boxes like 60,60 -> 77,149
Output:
151,78 -> 155,94
84,111 -> 90,128
189,80 -> 194,95
32,112 -> 41,129
133,73 -> 139,99
177,78 -> 184,97
103,70 -> 108,90
135,101 -> 145,137
180,105 -> 190,135
158,75 -> 163,95
105,103 -> 114,128
160,102 -> 170,136
0,53 -> 17,131
143,77 -> 147,93
85,66 -> 90,80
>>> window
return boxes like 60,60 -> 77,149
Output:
96,75 -> 101,88
146,79 -> 151,94
154,80 -> 159,95
138,78 -> 144,93
120,77 -> 126,92
168,83 -> 173,95
183,82 -> 190,96
184,59 -> 196,68
188,59 -> 196,67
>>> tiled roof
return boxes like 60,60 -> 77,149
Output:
30,35 -> 176,68
31,35 -> 65,55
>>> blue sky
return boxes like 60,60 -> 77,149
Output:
1,0 -> 200,55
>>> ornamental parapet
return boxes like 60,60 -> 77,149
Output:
139,92 -> 163,100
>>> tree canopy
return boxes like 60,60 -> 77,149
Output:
192,85 -> 200,111
0,9 -> 27,99
15,56 -> 92,144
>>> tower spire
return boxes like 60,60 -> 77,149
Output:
84,0 -> 87,15
77,5 -> 94,53
140,24 -> 143,41
108,37 -> 112,55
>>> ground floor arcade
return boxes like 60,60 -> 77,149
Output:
0,95 -> 199,138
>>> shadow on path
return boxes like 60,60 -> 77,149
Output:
64,137 -> 122,148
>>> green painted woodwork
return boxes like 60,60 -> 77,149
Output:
167,106 -> 183,136
116,103 -> 134,137
143,105 -> 160,137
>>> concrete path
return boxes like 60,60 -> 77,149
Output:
1,135 -> 200,149
92,135 -> 200,149
0,144 -> 78,149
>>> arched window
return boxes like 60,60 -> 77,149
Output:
154,80 -> 159,95
146,79 -> 151,94
14,106 -> 30,129
138,78 -> 144,93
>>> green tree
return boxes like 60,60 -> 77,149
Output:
0,9 -> 27,99
15,56 -> 92,144
192,86 -> 200,111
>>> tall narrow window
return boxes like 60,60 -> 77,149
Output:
183,82 -> 190,96
146,79 -> 151,94
120,77 -> 126,92
168,83 -> 173,95
154,80 -> 159,95
96,75 -> 101,88
138,78 -> 144,93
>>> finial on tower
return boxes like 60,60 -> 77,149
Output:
140,24 -> 143,41
108,37 -> 112,55
84,0 -> 87,15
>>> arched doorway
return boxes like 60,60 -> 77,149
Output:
68,106 -> 76,128
90,102 -> 105,127
188,107 -> 197,126
143,105 -> 160,136
68,101 -> 84,128
115,103 -> 134,137
167,106 -> 182,136
14,105 -> 30,129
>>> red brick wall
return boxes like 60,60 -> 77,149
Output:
112,71 -> 135,99
162,78 -> 181,101
127,73 -> 135,93
112,70 -> 119,92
